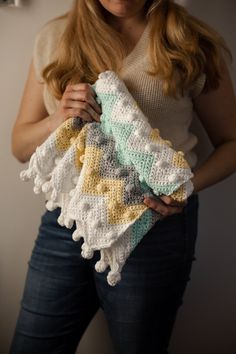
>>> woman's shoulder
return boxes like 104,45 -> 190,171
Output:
188,72 -> 207,99
33,16 -> 67,82
35,16 -> 67,44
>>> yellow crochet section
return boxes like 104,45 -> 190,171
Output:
81,145 -> 148,224
168,184 -> 186,202
74,125 -> 88,169
150,129 -> 189,171
55,120 -> 81,152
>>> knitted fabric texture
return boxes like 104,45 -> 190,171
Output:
20,71 -> 194,286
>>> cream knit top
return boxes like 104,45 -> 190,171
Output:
33,18 -> 206,169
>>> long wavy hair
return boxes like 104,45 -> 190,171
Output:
42,0 -> 232,99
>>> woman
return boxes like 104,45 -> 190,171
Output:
10,0 -> 236,353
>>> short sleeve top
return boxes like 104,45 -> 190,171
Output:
33,18 -> 206,169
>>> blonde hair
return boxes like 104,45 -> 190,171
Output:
42,0 -> 232,99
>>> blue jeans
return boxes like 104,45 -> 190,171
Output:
10,193 -> 199,354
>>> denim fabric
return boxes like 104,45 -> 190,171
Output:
10,193 -> 199,354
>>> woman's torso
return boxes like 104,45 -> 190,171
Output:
33,18 -> 206,169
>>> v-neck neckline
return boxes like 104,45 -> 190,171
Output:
122,23 -> 149,64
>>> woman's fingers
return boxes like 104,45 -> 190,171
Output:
65,92 -> 102,114
143,197 -> 170,217
64,83 -> 102,121
66,108 -> 93,122
159,195 -> 187,207
49,83 -> 102,131
64,100 -> 101,122
143,197 -> 184,218
67,83 -> 96,97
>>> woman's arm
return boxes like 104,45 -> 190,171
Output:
11,61 -> 101,163
144,60 -> 236,217
191,61 -> 236,193
11,61 -> 51,163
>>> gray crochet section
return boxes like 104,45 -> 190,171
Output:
86,123 -> 150,206
71,117 -> 87,131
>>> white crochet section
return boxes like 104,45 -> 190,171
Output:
95,71 -> 194,199
67,192 -> 140,249
20,71 -> 195,286
20,132 -> 151,286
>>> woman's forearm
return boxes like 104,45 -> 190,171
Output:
12,115 -> 52,163
191,140 -> 236,193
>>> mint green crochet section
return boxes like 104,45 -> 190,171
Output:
130,209 -> 154,249
96,91 -> 183,196
95,91 -> 115,133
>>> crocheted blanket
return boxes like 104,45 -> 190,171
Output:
20,71 -> 194,286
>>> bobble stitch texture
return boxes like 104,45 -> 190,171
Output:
95,260 -> 108,272
20,70 -> 194,287
72,230 -> 82,241
81,243 -> 94,259
107,271 -> 121,286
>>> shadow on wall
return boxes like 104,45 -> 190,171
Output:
170,2 -> 236,354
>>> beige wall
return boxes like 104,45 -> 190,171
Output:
0,1 -> 235,353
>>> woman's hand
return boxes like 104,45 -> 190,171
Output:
49,83 -> 102,132
143,195 -> 187,219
